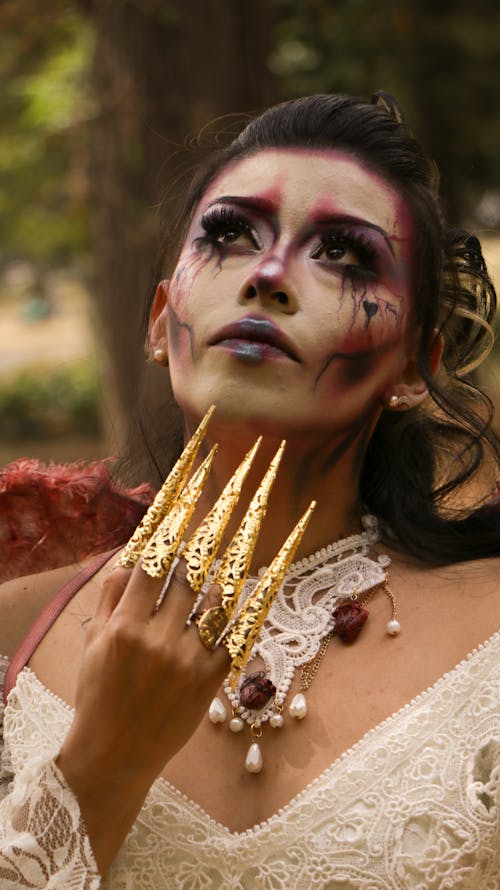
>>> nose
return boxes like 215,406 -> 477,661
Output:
238,258 -> 298,313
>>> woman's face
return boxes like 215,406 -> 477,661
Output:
163,148 -> 417,438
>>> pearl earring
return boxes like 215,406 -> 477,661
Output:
153,347 -> 168,365
388,395 -> 411,409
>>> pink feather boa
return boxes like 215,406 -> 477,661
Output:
0,458 -> 154,582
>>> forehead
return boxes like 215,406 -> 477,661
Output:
200,148 -> 409,235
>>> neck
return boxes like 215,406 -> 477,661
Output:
183,416 -> 372,571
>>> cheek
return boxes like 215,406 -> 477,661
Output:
166,301 -> 195,363
337,348 -> 403,394
339,271 -> 409,336
170,248 -> 207,315
313,330 -> 408,399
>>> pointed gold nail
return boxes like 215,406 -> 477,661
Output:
116,405 -> 215,568
140,446 -> 217,578
213,440 -> 286,620
183,437 -> 262,593
224,500 -> 316,678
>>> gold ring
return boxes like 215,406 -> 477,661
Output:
195,606 -> 228,649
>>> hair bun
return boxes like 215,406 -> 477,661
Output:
441,229 -> 496,376
371,90 -> 406,125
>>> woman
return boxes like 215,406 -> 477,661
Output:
0,93 -> 499,888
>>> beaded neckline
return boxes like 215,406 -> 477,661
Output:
207,514 -> 393,773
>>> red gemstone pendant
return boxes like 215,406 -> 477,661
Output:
333,600 -> 369,643
239,672 -> 276,710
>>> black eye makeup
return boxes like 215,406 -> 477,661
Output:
311,226 -> 380,280
195,205 -> 262,253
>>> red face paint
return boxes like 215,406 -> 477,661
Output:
164,148 -> 417,437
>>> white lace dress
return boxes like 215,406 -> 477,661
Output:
1,632 -> 499,890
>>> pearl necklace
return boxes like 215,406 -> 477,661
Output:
207,515 -> 399,773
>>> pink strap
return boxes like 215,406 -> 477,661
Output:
3,548 -> 120,705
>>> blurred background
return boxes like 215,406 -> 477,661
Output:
1,0 -> 499,487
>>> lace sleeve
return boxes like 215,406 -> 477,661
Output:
0,657 -> 101,889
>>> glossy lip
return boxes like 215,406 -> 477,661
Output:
209,316 -> 300,362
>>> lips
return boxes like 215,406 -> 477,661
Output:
209,316 -> 299,362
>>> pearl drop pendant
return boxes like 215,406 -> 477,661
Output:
289,693 -> 307,719
229,716 -> 245,733
386,619 -> 401,636
208,697 -> 227,724
245,742 -> 263,773
270,713 -> 284,728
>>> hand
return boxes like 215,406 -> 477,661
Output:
56,558 -> 228,873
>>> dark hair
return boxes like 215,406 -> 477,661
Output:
155,93 -> 499,565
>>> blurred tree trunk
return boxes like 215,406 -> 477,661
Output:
394,0 -> 500,223
80,0 -> 276,484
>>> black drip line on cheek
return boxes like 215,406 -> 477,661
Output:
342,267 -> 402,331
193,237 -> 229,279
167,302 -> 196,361
175,250 -> 210,289
362,299 -> 379,327
342,268 -> 379,332
340,268 -> 360,331
313,334 -> 401,392
384,303 -> 399,324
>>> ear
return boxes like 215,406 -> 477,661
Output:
383,329 -> 443,411
147,280 -> 169,363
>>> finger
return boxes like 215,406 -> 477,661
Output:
111,557 -> 172,622
191,581 -> 224,620
115,405 -> 215,569
225,500 -> 316,676
93,566 -> 132,624
149,558 -> 202,631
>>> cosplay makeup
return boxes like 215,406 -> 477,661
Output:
163,148 -> 416,437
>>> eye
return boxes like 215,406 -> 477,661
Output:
312,235 -> 352,262
311,229 -> 379,274
197,206 -> 261,251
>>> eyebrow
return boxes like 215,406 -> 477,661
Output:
205,195 -> 278,216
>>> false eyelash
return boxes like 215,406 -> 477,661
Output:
317,226 -> 380,273
196,205 -> 255,249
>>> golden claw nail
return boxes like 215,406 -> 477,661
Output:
116,405 -> 215,568
224,500 -> 316,680
213,440 -> 286,620
183,437 -> 262,594
140,447 -> 217,578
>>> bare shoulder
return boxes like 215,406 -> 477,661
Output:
0,562 -> 84,659
423,554 -> 499,599
387,551 -> 499,666
389,548 -> 499,596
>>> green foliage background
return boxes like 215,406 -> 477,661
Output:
0,6 -> 92,266
0,359 -> 100,439
1,0 -> 500,268
0,1 -> 499,452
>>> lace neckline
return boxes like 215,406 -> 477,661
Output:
154,628 -> 500,838
6,628 -> 499,840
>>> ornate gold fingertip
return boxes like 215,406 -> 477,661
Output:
213,440 -> 286,620
183,437 -> 262,594
224,500 -> 316,679
116,405 -> 215,568
140,446 -> 217,578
